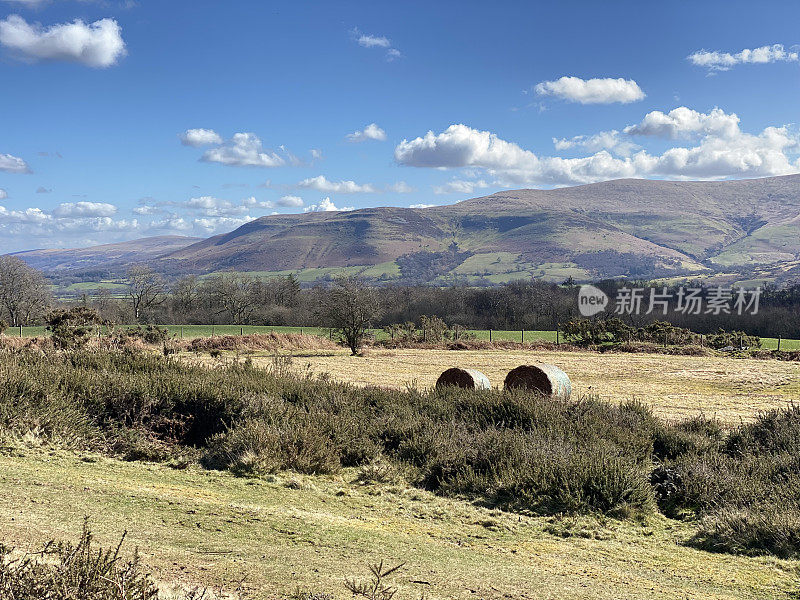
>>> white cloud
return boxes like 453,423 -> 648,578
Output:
303,197 -> 354,212
395,119 -> 800,187
395,124 -> 536,170
179,195 -> 272,217
277,195 -> 304,207
298,175 -> 377,194
534,76 -> 645,104
0,189 -> 6,200
624,107 -> 741,139
200,133 -> 286,168
389,181 -> 415,193
0,205 -> 49,224
310,148 -> 322,160
35,186 -> 51,193
433,178 -> 489,194
52,201 -> 117,218
689,44 -> 799,71
180,128 -> 223,147
357,34 -> 390,48
346,123 -> 387,143
352,28 -> 400,60
0,153 -> 31,173
133,205 -> 161,215
409,203 -> 435,209
0,15 -> 126,68
553,130 -> 640,157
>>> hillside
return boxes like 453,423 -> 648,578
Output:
11,175 -> 800,284
11,236 -> 202,273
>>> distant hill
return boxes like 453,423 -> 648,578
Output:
9,175 -> 800,285
11,236 -> 202,273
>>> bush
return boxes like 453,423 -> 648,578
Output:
691,505 -> 800,558
2,349 -> 799,558
0,519 -> 160,600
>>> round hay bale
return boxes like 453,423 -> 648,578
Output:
504,364 -> 571,398
436,367 -> 491,390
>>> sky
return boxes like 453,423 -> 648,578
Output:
0,0 -> 799,252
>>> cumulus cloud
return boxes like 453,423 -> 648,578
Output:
180,128 -> 223,147
0,189 -> 6,200
409,203 -> 435,209
346,123 -> 387,143
303,197 -> 354,212
395,124 -> 536,170
52,201 -> 117,218
395,118 -> 800,187
133,205 -> 162,215
200,133 -> 286,168
0,153 -> 31,173
553,130 -> 640,157
534,76 -> 645,104
277,195 -> 304,207
179,195 -> 272,217
689,44 -> 799,71
298,175 -> 377,194
433,178 -> 490,195
0,15 -> 126,67
624,107 -> 741,139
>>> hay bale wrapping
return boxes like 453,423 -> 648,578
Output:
436,367 -> 491,390
504,364 -> 571,398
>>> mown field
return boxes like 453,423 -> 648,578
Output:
10,324 -> 800,349
210,347 -> 800,424
2,448 -> 795,600
1,346 -> 799,598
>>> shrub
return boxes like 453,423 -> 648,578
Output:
0,519 -> 160,600
691,505 -> 800,559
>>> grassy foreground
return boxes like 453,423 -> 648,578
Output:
0,447 -> 796,600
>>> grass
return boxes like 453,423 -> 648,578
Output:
237,347 -> 800,424
1,349 -> 800,598
10,324 -> 797,349
0,447 -> 796,600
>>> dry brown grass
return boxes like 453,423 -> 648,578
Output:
185,332 -> 339,353
240,347 -> 800,424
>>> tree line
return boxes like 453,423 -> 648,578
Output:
1,255 -> 799,339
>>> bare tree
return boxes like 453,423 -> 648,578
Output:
204,273 -> 257,324
0,256 -> 51,326
126,265 -> 166,321
321,275 -> 382,355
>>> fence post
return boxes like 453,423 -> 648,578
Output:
778,336 -> 782,351
211,325 -> 215,337
240,326 -> 244,336
489,329 -> 492,342
521,329 -> 524,344
180,326 -> 183,339
19,325 -> 22,337
556,326 -> 560,346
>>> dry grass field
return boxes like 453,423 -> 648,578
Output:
0,447 -> 797,600
233,348 -> 800,424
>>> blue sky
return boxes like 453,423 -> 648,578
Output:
0,0 -> 799,251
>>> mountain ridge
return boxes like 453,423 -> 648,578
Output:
10,175 -> 800,285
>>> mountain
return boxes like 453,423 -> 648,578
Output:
10,175 -> 800,285
11,236 -> 202,273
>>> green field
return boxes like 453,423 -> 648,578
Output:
8,324 -> 560,343
7,325 -> 799,349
